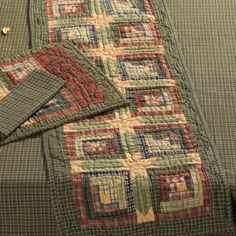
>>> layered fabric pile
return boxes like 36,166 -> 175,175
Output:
0,0 -> 235,235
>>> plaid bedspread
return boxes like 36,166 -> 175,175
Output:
0,0 -> 235,235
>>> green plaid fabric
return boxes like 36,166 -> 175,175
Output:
166,0 -> 236,205
0,0 -> 30,56
0,1 -> 55,235
0,69 -> 64,141
0,134 -> 59,236
0,0 -> 235,235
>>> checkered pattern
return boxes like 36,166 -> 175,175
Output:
0,69 -> 64,140
166,0 -> 236,208
0,0 -> 235,235
0,134 -> 59,236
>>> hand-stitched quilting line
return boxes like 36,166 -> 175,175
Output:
36,0 -> 215,229
0,42 -> 127,143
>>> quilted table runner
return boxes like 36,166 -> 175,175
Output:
27,0 -> 234,235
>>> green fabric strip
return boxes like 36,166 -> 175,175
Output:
0,0 -> 30,56
0,69 -> 64,141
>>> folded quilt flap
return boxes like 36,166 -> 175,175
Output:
0,41 -> 128,145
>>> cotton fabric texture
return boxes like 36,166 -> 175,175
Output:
0,0 -> 235,236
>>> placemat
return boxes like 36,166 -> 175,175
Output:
0,41 -> 127,144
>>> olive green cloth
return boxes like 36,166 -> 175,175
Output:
0,0 -> 31,55
0,0 -> 235,235
0,69 -> 64,141
0,135 -> 59,236
166,0 -> 236,204
0,1 -> 59,235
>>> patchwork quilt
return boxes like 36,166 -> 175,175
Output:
0,0 -> 234,235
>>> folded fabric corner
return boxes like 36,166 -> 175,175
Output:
0,69 -> 64,141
